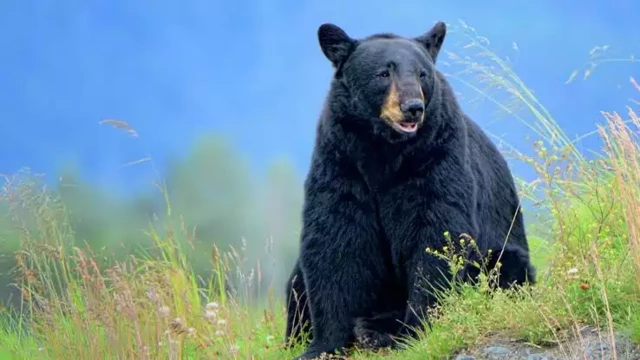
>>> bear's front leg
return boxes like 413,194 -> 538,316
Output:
400,246 -> 454,338
379,162 -> 479,343
398,201 -> 477,339
294,185 -> 386,360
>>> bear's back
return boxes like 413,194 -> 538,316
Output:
463,114 -> 527,250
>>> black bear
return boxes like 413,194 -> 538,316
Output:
284,21 -> 535,360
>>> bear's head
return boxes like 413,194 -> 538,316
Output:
318,21 -> 447,143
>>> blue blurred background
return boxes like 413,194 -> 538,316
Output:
0,0 -> 638,305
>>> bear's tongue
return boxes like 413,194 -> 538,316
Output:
396,122 -> 418,132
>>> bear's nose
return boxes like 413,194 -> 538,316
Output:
400,99 -> 425,119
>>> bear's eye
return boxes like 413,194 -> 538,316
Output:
377,70 -> 390,78
419,70 -> 427,79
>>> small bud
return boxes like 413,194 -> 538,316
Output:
567,267 -> 579,280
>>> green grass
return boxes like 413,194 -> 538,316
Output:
1,21 -> 640,359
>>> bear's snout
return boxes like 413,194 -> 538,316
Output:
400,99 -> 424,121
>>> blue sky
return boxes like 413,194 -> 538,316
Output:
1,0 -> 639,194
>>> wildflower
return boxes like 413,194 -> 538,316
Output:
206,302 -> 219,311
266,335 -> 275,346
217,319 -> 227,326
158,305 -> 170,317
205,310 -> 217,320
215,330 -> 224,337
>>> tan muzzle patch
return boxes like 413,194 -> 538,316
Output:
380,82 -> 403,124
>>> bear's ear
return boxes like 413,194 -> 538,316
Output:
317,23 -> 356,68
414,21 -> 447,63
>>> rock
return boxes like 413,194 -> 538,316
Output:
454,355 -> 475,360
453,328 -> 639,360
526,354 -> 550,360
483,345 -> 512,358
586,343 -> 611,360
583,333 -> 640,360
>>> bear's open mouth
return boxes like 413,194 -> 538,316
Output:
392,121 -> 418,133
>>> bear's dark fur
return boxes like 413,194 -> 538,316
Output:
284,21 -> 536,360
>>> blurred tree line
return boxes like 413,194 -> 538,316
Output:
0,134 -> 304,309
